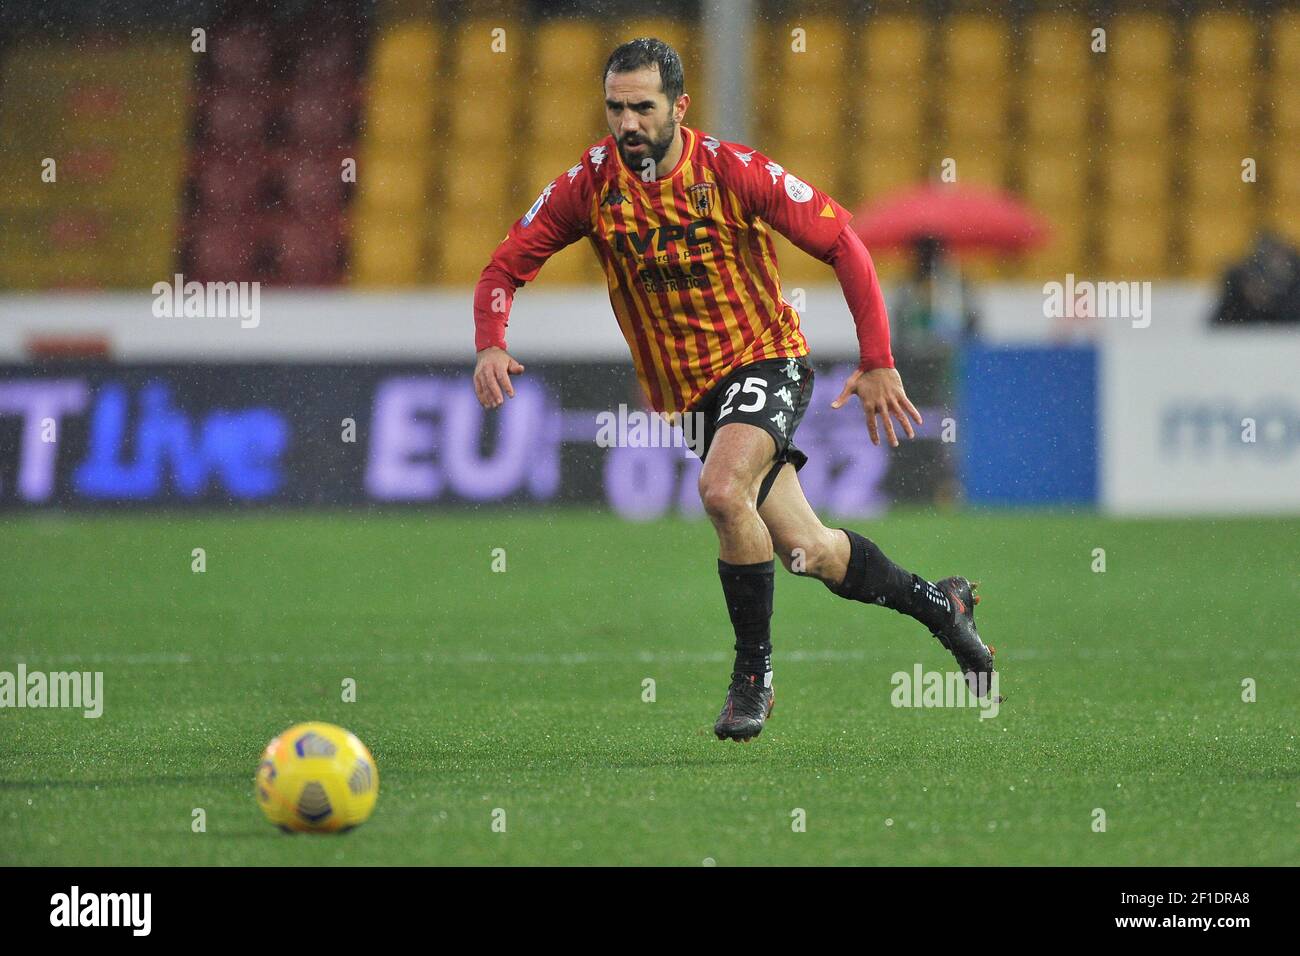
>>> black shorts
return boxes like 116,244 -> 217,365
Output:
684,356 -> 814,504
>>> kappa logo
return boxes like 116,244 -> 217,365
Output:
566,163 -> 583,182
764,161 -> 785,185
775,385 -> 793,407
702,135 -> 721,156
731,148 -> 754,166
783,358 -> 802,382
686,181 -> 715,217
771,411 -> 788,434
602,188 -> 630,207
589,145 -> 608,167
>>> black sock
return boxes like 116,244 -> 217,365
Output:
718,559 -> 774,681
825,529 -> 951,632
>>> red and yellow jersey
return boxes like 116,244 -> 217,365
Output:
478,126 -> 854,413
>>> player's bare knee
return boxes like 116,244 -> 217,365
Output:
699,472 -> 753,526
777,527 -> 837,578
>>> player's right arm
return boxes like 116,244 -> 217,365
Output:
472,162 -> 593,409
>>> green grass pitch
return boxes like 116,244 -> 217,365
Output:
1,510 -> 1297,866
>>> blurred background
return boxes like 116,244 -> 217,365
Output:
1,0 -> 1298,516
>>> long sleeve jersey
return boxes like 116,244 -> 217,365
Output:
474,125 -> 894,414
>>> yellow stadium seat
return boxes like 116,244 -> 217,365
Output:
1022,80 -> 1091,139
455,20 -> 524,81
1271,79 -> 1300,137
1189,13 -> 1255,76
1022,149 -> 1088,210
444,155 -> 513,217
856,150 -> 923,202
357,154 -> 428,214
1275,11 -> 1300,75
1268,139 -> 1300,207
943,83 -> 1009,139
1026,14 -> 1090,77
372,22 -> 439,87
531,94 -> 603,147
1109,14 -> 1175,77
862,16 -> 928,78
1018,228 -> 1087,281
365,87 -> 434,147
1103,151 -> 1171,204
1105,81 -> 1174,140
352,217 -> 423,286
1101,205 -> 1171,277
861,82 -> 925,141
945,147 -> 1006,188
1185,80 -> 1254,142
773,86 -> 841,145
780,17 -> 848,78
535,19 -> 602,85
944,15 -> 1008,77
1184,205 -> 1254,277
1187,151 -> 1255,206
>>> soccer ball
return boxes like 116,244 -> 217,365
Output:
255,722 -> 379,833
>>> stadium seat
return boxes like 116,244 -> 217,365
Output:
1105,81 -> 1174,141
1186,80 -> 1255,140
350,215 -> 424,286
862,16 -> 928,78
204,90 -> 271,149
1189,13 -> 1255,76
1185,206 -> 1253,275
1103,152 -> 1171,205
1275,11 -> 1300,75
268,214 -> 343,285
356,152 -> 427,215
365,86 -> 435,148
1022,80 -> 1091,140
1109,14 -> 1175,76
944,15 -> 1008,79
1025,14 -> 1089,77
211,24 -> 273,86
195,152 -> 267,213
1101,205 -> 1171,277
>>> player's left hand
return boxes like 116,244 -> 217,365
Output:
831,367 -> 923,448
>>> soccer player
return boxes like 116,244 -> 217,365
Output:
472,38 -> 997,742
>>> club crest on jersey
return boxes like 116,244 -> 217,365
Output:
521,182 -> 555,228
589,145 -> 608,167
686,181 -> 715,217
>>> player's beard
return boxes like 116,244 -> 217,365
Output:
618,119 -> 677,174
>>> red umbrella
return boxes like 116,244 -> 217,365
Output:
853,182 -> 1052,253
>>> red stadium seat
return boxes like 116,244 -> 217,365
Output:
190,224 -> 259,282
211,24 -> 273,86
195,151 -> 268,213
277,154 -> 346,218
285,87 -> 354,146
204,89 -> 271,148
267,215 -> 342,285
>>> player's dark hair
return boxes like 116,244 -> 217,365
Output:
603,37 -> 685,103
